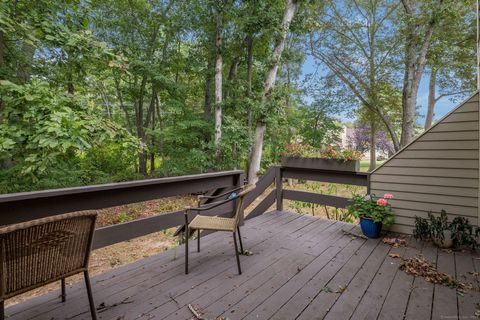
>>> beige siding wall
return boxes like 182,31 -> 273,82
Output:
370,93 -> 479,234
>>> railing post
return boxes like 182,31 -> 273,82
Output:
366,173 -> 371,194
275,166 -> 283,211
238,172 -> 246,226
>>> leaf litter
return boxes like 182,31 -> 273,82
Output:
382,237 -> 407,247
388,254 -> 474,294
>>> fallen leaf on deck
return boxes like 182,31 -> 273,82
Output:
399,255 -> 473,294
388,253 -> 401,258
336,285 -> 347,293
382,237 -> 407,247
240,250 -> 253,256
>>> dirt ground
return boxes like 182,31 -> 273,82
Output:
7,181 -> 361,308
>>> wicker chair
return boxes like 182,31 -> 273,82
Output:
0,211 -> 98,320
184,184 -> 254,275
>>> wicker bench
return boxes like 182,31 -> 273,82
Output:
0,211 -> 98,320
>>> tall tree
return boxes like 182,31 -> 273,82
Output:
310,0 -> 403,151
214,3 -> 224,155
423,2 -> 475,129
399,0 -> 446,145
248,0 -> 299,183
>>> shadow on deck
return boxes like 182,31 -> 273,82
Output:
6,211 -> 480,320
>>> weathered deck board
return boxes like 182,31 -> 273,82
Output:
455,251 -> 480,319
377,239 -> 423,320
349,244 -> 407,320
431,248 -> 458,320
404,242 -> 437,320
5,211 -> 478,320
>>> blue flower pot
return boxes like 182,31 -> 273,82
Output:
360,218 -> 382,238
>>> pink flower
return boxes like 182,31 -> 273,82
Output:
376,198 -> 388,206
383,193 -> 394,199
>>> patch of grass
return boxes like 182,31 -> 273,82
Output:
359,160 -> 384,172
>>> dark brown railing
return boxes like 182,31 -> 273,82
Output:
0,165 -> 369,250
0,170 -> 245,249
276,165 -> 369,211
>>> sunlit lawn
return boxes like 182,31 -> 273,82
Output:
360,160 -> 384,172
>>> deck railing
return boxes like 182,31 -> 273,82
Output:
0,165 -> 369,250
276,165 -> 369,211
0,170 -> 245,249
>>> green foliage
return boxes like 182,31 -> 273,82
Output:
0,80 -> 140,178
450,217 -> 480,250
413,216 -> 431,241
346,194 -> 395,226
0,0 -> 473,195
414,211 -> 480,250
281,143 -> 362,161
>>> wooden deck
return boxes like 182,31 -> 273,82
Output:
6,211 -> 480,320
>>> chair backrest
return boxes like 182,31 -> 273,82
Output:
0,211 -> 97,300
232,184 -> 255,227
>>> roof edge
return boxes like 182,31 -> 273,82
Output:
370,90 -> 479,175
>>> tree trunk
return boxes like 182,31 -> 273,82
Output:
248,122 -> 266,183
204,50 -> 214,121
0,30 -> 4,70
223,57 -> 239,101
16,43 -> 35,83
144,88 -> 157,173
0,30 -> 5,117
67,73 -> 74,95
424,67 -> 437,130
214,11 -> 223,157
400,0 -> 439,147
155,94 -> 165,159
246,35 -> 254,137
114,78 -> 133,134
369,121 -> 377,172
248,0 -> 298,184
136,77 -> 148,175
150,100 -> 156,173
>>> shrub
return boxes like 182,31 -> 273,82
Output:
281,143 -> 361,161
414,210 -> 480,250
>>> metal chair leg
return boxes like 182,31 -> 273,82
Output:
197,229 -> 200,252
0,300 -> 4,320
61,278 -> 66,302
233,232 -> 242,275
237,226 -> 244,254
83,271 -> 97,320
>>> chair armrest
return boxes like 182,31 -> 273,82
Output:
197,186 -> 243,201
187,196 -> 237,212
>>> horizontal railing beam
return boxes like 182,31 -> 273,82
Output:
282,168 -> 369,186
283,190 -> 350,208
93,201 -> 235,249
0,170 -> 243,226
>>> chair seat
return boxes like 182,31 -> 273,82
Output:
189,215 -> 236,232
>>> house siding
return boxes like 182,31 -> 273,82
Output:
370,93 -> 479,234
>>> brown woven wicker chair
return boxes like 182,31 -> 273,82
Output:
184,184 -> 254,275
0,211 -> 98,320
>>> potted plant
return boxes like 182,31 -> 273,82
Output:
428,210 -> 453,248
414,211 -> 480,249
346,194 -> 395,238
281,144 -> 361,172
